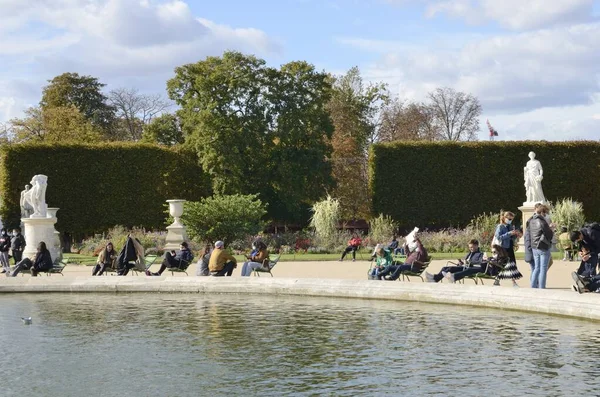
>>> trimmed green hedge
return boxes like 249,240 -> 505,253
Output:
369,141 -> 600,229
0,143 -> 210,235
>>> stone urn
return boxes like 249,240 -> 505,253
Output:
167,199 -> 186,227
165,199 -> 188,250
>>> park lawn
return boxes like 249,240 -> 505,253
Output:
62,250 -> 565,264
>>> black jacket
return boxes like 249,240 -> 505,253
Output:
580,224 -> 600,254
33,250 -> 53,271
528,214 -> 554,251
0,235 -> 10,252
11,234 -> 26,252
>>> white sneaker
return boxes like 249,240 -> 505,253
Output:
425,272 -> 435,282
444,272 -> 455,283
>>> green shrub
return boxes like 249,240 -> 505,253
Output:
181,194 -> 267,244
369,141 -> 600,229
77,225 -> 167,256
309,195 -> 340,249
0,143 -> 210,235
368,214 -> 396,245
550,198 -> 586,231
467,212 -> 500,248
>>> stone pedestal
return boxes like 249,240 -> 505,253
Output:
46,208 -> 62,259
22,216 -> 61,262
164,199 -> 188,250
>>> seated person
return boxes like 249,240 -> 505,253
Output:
147,242 -> 194,276
340,234 -> 362,262
241,241 -> 270,276
196,244 -> 212,276
558,227 -> 573,261
387,236 -> 404,255
10,241 -> 53,277
379,231 -> 428,281
445,244 -> 505,283
208,240 -> 237,276
576,245 -> 598,278
570,224 -> 600,258
425,239 -> 483,283
92,242 -> 117,276
369,244 -> 394,280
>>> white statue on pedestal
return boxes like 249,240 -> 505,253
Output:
20,184 -> 34,219
21,175 -> 48,218
523,152 -> 546,204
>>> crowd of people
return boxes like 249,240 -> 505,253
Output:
0,227 -> 53,277
363,203 -> 600,291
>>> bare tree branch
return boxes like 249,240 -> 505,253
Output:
109,87 -> 171,141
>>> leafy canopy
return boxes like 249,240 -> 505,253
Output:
167,51 -> 334,223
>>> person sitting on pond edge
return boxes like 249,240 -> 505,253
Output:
146,242 -> 194,276
208,241 -> 237,276
340,234 -> 362,262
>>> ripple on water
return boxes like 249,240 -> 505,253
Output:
0,293 -> 598,396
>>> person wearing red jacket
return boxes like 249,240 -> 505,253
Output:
340,234 -> 362,262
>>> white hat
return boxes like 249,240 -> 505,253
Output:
215,241 -> 224,248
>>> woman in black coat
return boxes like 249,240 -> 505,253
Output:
10,241 -> 52,277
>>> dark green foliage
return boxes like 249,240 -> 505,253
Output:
0,143 -> 210,234
370,141 -> 600,229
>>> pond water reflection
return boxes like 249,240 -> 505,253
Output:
1,293 -> 599,396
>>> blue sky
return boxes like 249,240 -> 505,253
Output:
1,0 -> 600,141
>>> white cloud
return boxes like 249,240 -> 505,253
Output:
0,0 -> 281,122
388,0 -> 595,31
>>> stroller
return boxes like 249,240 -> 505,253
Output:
116,235 -> 146,276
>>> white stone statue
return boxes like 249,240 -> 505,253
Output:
20,184 -> 34,219
21,175 -> 48,218
523,151 -> 546,204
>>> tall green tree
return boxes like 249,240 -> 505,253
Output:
326,67 -> 388,220
41,72 -> 116,136
167,51 -> 334,223
142,113 -> 184,146
9,105 -> 102,143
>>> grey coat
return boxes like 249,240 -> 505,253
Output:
524,216 -> 533,264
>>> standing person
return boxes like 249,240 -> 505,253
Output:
523,203 -> 542,275
10,228 -> 26,266
339,234 -> 362,262
196,244 -> 212,276
241,241 -> 270,277
528,204 -> 554,289
10,241 -> 52,277
208,241 -> 237,276
92,242 -> 117,276
0,229 -> 11,274
493,211 -> 522,286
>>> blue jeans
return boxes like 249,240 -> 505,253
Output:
531,248 -> 550,288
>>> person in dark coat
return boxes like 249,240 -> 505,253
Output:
523,203 -> 542,273
528,204 -> 554,289
0,228 -> 11,274
10,228 -> 26,265
116,236 -> 139,276
10,241 -> 52,277
425,239 -> 484,283
147,242 -> 194,276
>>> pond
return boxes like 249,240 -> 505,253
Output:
1,293 -> 599,396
